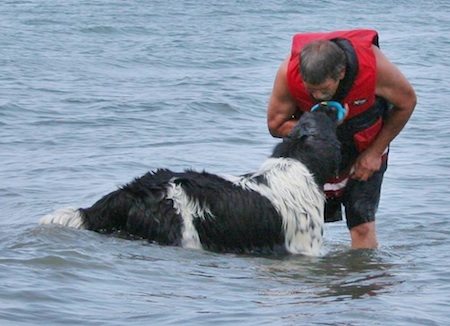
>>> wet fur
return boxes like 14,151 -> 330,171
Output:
40,105 -> 341,256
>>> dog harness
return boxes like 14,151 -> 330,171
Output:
323,150 -> 388,199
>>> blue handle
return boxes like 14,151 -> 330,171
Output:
310,101 -> 346,123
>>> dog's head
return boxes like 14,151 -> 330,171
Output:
271,103 -> 342,186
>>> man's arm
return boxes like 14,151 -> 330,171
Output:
351,46 -> 417,180
267,56 -> 299,138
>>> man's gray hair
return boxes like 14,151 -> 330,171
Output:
300,40 -> 346,85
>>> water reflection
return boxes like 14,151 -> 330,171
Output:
261,249 -> 405,302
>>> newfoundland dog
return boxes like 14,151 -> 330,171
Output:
40,103 -> 341,256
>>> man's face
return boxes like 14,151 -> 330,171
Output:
303,68 -> 346,101
304,77 -> 341,101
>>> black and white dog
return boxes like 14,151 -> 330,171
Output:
40,104 -> 341,256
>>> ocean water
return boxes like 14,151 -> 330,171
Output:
1,0 -> 449,325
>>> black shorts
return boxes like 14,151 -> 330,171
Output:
324,158 -> 388,229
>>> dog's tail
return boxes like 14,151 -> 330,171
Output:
39,207 -> 86,229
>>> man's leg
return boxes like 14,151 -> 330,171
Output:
350,221 -> 377,249
343,159 -> 387,249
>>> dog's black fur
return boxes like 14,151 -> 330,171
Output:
40,104 -> 341,256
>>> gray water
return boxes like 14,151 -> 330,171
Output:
1,0 -> 449,325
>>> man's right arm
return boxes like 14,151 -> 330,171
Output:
267,56 -> 299,138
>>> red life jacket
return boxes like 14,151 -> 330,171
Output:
287,29 -> 385,154
286,30 -> 388,201
287,29 -> 379,119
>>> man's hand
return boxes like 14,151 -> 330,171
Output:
351,149 -> 383,181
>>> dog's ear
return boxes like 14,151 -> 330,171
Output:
285,121 -> 311,141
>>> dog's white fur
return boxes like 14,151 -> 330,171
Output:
40,158 -> 324,256
223,158 -> 324,255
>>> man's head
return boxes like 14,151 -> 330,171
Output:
300,40 -> 346,101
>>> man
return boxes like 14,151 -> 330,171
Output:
267,29 -> 416,249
